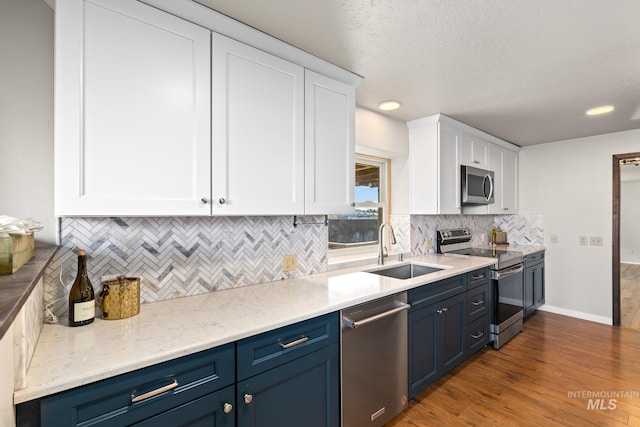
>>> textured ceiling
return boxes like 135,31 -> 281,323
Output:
195,0 -> 640,146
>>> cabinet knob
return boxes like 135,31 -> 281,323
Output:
244,393 -> 253,404
200,197 -> 209,204
442,307 -> 448,312
436,308 -> 444,315
503,207 -> 509,211
219,197 -> 226,205
223,403 -> 233,414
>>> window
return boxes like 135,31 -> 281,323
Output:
328,155 -> 390,252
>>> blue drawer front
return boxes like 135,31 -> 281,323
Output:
237,313 -> 338,381
34,344 -> 235,427
408,276 -> 466,310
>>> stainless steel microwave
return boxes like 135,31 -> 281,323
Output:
461,165 -> 495,205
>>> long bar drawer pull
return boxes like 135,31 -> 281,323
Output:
471,274 -> 485,280
471,331 -> 484,339
472,299 -> 485,306
344,303 -> 411,329
279,336 -> 309,349
131,379 -> 178,403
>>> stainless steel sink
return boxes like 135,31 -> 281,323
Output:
368,263 -> 444,280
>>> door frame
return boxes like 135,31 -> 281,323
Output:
612,151 -> 640,326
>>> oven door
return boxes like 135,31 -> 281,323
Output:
492,263 -> 524,346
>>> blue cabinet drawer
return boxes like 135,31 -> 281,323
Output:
467,283 -> 490,323
468,267 -> 490,289
467,316 -> 490,355
237,312 -> 339,381
19,344 -> 235,427
408,275 -> 466,310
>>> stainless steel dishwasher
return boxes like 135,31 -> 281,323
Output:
341,292 -> 410,427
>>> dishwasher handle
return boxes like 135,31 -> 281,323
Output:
343,303 -> 411,329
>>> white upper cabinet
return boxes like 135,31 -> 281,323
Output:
409,114 -> 519,215
460,132 -> 488,168
55,0 -> 212,216
408,117 -> 461,214
304,70 -> 355,214
488,145 -> 518,214
212,34 -> 304,215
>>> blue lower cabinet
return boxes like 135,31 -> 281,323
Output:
408,292 -> 466,399
133,385 -> 235,427
236,343 -> 340,427
16,344 -> 235,427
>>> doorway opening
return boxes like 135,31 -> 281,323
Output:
612,152 -> 640,327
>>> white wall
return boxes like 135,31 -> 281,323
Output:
355,106 -> 410,214
519,129 -> 640,323
621,180 -> 640,264
0,0 -> 56,244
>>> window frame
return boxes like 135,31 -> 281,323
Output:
327,154 -> 391,257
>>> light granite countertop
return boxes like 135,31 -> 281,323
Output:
15,253 -> 497,404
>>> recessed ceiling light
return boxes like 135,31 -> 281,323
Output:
586,105 -> 614,116
379,101 -> 401,111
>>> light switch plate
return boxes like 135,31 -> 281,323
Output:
550,234 -> 558,244
589,236 -> 603,246
579,236 -> 588,246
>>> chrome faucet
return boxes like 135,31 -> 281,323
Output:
378,222 -> 397,265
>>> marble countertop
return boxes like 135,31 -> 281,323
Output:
0,244 -> 58,340
14,253 -> 498,404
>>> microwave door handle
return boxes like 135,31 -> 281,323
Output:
483,174 -> 494,201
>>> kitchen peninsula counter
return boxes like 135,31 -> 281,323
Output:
0,244 -> 57,340
15,253 -> 497,404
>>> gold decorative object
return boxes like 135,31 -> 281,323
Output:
0,233 -> 34,275
100,276 -> 141,320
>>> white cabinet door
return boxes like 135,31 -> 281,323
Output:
460,132 -> 488,168
501,148 -> 518,213
212,34 -> 304,215
408,119 -> 460,214
304,70 -> 355,214
55,0 -> 211,216
488,144 -> 518,214
439,124 -> 462,214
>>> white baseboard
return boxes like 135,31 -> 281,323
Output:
621,260 -> 640,266
538,305 -> 612,325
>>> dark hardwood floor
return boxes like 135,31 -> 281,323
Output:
387,311 -> 640,426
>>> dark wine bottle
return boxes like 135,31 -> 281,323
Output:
68,249 -> 95,326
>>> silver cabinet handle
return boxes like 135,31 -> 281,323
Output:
219,197 -> 226,204
200,197 -> 209,204
471,274 -> 485,280
436,308 -> 444,315
442,307 -> 448,312
131,379 -> 178,403
503,208 -> 509,211
436,307 -> 448,314
223,403 -> 233,414
471,331 -> 484,339
279,336 -> 309,349
244,394 -> 253,404
344,303 -> 411,329
473,160 -> 480,164
472,299 -> 484,306
350,202 -> 356,207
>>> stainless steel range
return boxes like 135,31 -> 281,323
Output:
436,228 -> 524,349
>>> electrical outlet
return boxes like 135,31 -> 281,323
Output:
579,236 -> 588,246
550,234 -> 558,244
283,254 -> 297,272
590,236 -> 603,246
425,238 -> 433,252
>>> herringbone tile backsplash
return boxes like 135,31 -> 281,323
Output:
45,216 -> 328,317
